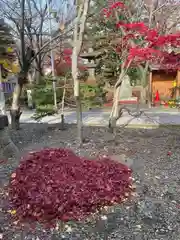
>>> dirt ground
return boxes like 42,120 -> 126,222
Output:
1,123 -> 180,240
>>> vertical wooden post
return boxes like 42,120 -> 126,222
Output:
148,70 -> 152,108
0,64 -> 6,115
177,70 -> 180,98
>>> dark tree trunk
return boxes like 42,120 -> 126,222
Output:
35,69 -> 44,84
10,109 -> 22,130
10,0 -> 25,130
0,115 -> 19,159
59,114 -> 66,130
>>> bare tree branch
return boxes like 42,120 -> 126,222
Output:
0,0 -> 74,79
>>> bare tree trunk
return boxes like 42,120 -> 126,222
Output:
139,62 -> 149,104
0,64 -> 6,115
27,72 -> 34,109
72,57 -> 83,143
72,0 -> 90,145
36,69 -> 43,83
109,70 -> 125,133
10,83 -> 23,130
10,73 -> 25,129
0,125 -> 19,159
72,43 -> 83,143
59,76 -> 66,130
9,0 -> 26,130
75,95 -> 83,141
109,85 -> 121,133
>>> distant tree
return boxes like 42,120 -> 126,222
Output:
101,1 -> 180,132
0,0 -> 73,129
72,0 -> 90,145
0,18 -> 15,114
85,0 -> 180,87
0,19 -> 13,56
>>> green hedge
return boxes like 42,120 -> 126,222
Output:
32,78 -> 105,120
80,84 -> 105,109
32,77 -> 63,120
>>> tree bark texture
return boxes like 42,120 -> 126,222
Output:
10,73 -> 25,129
0,115 -> 19,159
72,0 -> 90,145
109,71 -> 125,133
75,96 -> 83,142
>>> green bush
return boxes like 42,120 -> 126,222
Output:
80,84 -> 105,109
127,67 -> 141,86
32,76 -> 63,120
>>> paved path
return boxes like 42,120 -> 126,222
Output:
7,108 -> 180,128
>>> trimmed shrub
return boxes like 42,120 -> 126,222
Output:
32,77 -> 63,120
80,84 -> 105,109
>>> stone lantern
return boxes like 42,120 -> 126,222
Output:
80,50 -> 105,85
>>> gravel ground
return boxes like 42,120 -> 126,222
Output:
1,123 -> 180,240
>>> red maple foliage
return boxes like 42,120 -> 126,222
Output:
103,1 -> 180,70
103,1 -> 125,18
61,48 -> 87,71
8,148 -> 132,225
48,48 -> 86,76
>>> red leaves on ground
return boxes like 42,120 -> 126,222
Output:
167,151 -> 172,156
0,159 -> 8,164
8,148 -> 132,224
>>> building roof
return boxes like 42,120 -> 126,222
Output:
80,50 -> 105,59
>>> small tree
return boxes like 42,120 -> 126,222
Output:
72,0 -> 90,145
102,1 -> 180,131
0,19 -> 14,115
85,0 -> 180,89
0,0 -> 73,129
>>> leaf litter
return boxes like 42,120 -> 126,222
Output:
1,124 -> 180,239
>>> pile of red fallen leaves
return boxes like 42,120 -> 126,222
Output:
8,148 -> 132,224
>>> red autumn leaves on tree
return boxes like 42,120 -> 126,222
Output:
103,1 -> 125,18
62,48 -> 87,71
53,48 -> 87,76
103,1 -> 180,70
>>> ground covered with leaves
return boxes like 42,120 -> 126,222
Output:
1,123 -> 180,239
8,148 -> 132,224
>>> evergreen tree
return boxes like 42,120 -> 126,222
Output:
0,19 -> 14,79
0,18 -> 14,60
0,19 -> 14,68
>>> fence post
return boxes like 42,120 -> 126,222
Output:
0,65 -> 6,115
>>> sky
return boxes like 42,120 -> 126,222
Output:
1,0 -> 74,37
40,0 -> 75,32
